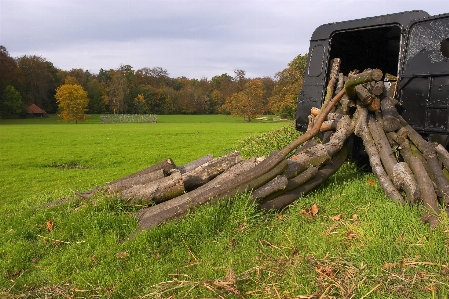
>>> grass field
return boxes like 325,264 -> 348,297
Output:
1,114 -> 448,298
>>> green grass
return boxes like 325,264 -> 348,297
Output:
1,115 -> 448,298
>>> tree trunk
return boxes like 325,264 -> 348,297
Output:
381,97 -> 400,132
345,69 -> 383,100
251,175 -> 289,200
285,144 -> 330,178
177,154 -> 213,174
182,151 -> 243,191
121,170 -> 185,204
389,131 -> 441,227
259,145 -> 348,210
354,105 -> 404,203
400,116 -> 449,204
107,169 -> 165,193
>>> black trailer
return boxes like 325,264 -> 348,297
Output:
296,10 -> 449,143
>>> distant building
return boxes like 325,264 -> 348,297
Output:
26,104 -> 47,117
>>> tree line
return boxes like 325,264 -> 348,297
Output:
0,45 -> 307,121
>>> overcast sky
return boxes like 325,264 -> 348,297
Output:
0,0 -> 447,79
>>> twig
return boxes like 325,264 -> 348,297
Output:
37,234 -> 85,245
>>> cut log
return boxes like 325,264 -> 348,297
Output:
251,175 -> 288,200
335,72 -> 345,95
110,159 -> 176,182
323,115 -> 354,156
135,157 -> 285,231
392,162 -> 420,204
354,105 -> 404,203
345,69 -> 383,100
355,84 -> 375,106
259,145 -> 348,210
285,144 -> 330,178
367,97 -> 381,112
322,58 -> 341,110
368,115 -> 397,180
121,170 -> 185,204
371,81 -> 384,96
389,131 -> 441,227
177,154 -> 213,174
399,116 -> 449,204
320,119 -> 338,132
107,169 -> 165,192
262,166 -> 319,202
381,97 -> 401,132
182,151 -> 242,191
435,144 -> 449,171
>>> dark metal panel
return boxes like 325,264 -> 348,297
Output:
311,11 -> 429,41
400,77 -> 429,130
307,45 -> 325,77
295,85 -> 325,131
429,76 -> 449,107
426,108 -> 447,131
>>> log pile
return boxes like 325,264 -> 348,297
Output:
60,59 -> 449,233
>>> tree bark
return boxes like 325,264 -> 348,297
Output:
177,154 -> 213,174
435,144 -> 449,171
107,169 -> 165,193
400,116 -> 449,204
121,170 -> 185,204
368,115 -> 397,180
135,157 -> 286,231
345,69 -> 383,100
262,166 -> 319,202
259,145 -> 348,210
251,175 -> 288,200
182,151 -> 242,191
392,162 -> 420,204
322,58 -> 341,110
323,115 -> 354,156
285,143 -> 330,178
389,131 -> 440,227
381,97 -> 400,132
354,105 -> 404,203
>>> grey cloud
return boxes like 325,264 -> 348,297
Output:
1,0 -> 447,79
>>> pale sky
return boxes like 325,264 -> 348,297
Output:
1,0 -> 447,79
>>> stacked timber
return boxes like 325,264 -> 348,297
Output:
55,59 -> 449,233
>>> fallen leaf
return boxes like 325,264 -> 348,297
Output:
291,247 -> 298,257
315,265 -> 334,278
310,204 -> 319,216
46,220 -> 54,232
367,178 -> 376,187
116,251 -> 129,259
346,230 -> 357,240
331,214 -> 343,221
300,209 -> 311,217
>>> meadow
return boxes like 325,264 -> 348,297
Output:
1,115 -> 448,298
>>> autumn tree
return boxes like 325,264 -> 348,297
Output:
268,54 -> 307,118
0,85 -> 24,118
15,55 -> 59,113
105,71 -> 127,114
223,79 -> 265,121
86,78 -> 106,114
0,46 -> 18,94
55,77 -> 89,123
